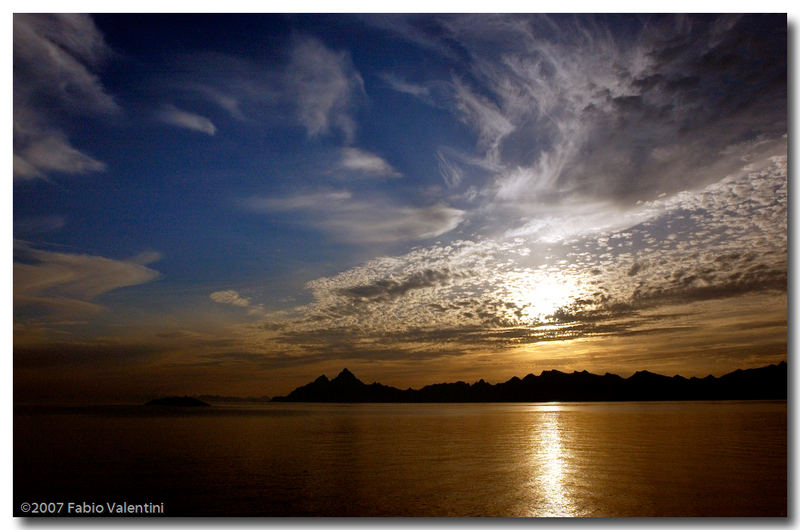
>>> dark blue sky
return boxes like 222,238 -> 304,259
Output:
13,14 -> 788,399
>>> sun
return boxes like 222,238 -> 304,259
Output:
508,272 -> 578,323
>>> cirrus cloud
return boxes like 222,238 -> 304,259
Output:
339,148 -> 401,178
13,14 -> 118,180
14,242 -> 162,320
157,104 -> 217,135
243,189 -> 465,244
286,36 -> 364,142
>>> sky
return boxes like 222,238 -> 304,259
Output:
12,13 -> 788,402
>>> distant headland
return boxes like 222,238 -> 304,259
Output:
145,396 -> 210,407
271,362 -> 787,403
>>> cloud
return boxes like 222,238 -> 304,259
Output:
157,104 -> 217,135
361,14 -> 464,61
327,202 -> 465,243
379,72 -> 430,98
210,289 -> 266,317
337,269 -> 455,302
367,14 -> 786,249
241,190 -> 352,212
286,37 -> 364,142
14,243 -> 162,319
129,251 -> 162,266
339,148 -> 401,178
379,72 -> 454,112
435,150 -> 464,188
13,14 -> 117,113
452,77 -> 515,164
14,14 -> 117,179
210,290 -> 251,307
13,133 -> 107,179
191,85 -> 246,121
246,154 -> 786,365
146,37 -> 366,146
243,190 -> 465,244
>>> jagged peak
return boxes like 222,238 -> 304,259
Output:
332,368 -> 361,384
271,362 -> 786,402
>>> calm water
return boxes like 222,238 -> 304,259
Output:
14,401 -> 786,517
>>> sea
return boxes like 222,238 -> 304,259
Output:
14,400 -> 786,517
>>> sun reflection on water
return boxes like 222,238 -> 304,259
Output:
527,408 -> 576,517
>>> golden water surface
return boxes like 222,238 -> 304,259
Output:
14,401 -> 786,516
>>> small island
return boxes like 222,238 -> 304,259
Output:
144,396 -> 211,407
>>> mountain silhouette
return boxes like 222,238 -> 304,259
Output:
278,368 -> 405,402
271,362 -> 787,403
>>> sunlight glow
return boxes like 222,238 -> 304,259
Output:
508,272 -> 579,323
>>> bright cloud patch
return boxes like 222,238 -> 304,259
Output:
157,104 -> 217,135
210,290 -> 251,307
339,148 -> 401,178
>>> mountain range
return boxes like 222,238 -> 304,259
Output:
271,362 -> 787,403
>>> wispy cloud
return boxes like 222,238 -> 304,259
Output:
13,132 -> 107,180
190,84 -> 246,121
379,72 -> 430,98
13,14 -> 117,179
452,77 -> 515,165
13,14 -> 117,113
157,104 -> 217,135
286,37 -> 364,142
241,190 -> 352,212
243,189 -> 464,244
325,202 -> 465,243
14,243 -> 162,320
339,148 -> 401,178
435,150 -> 464,188
370,15 -> 786,246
